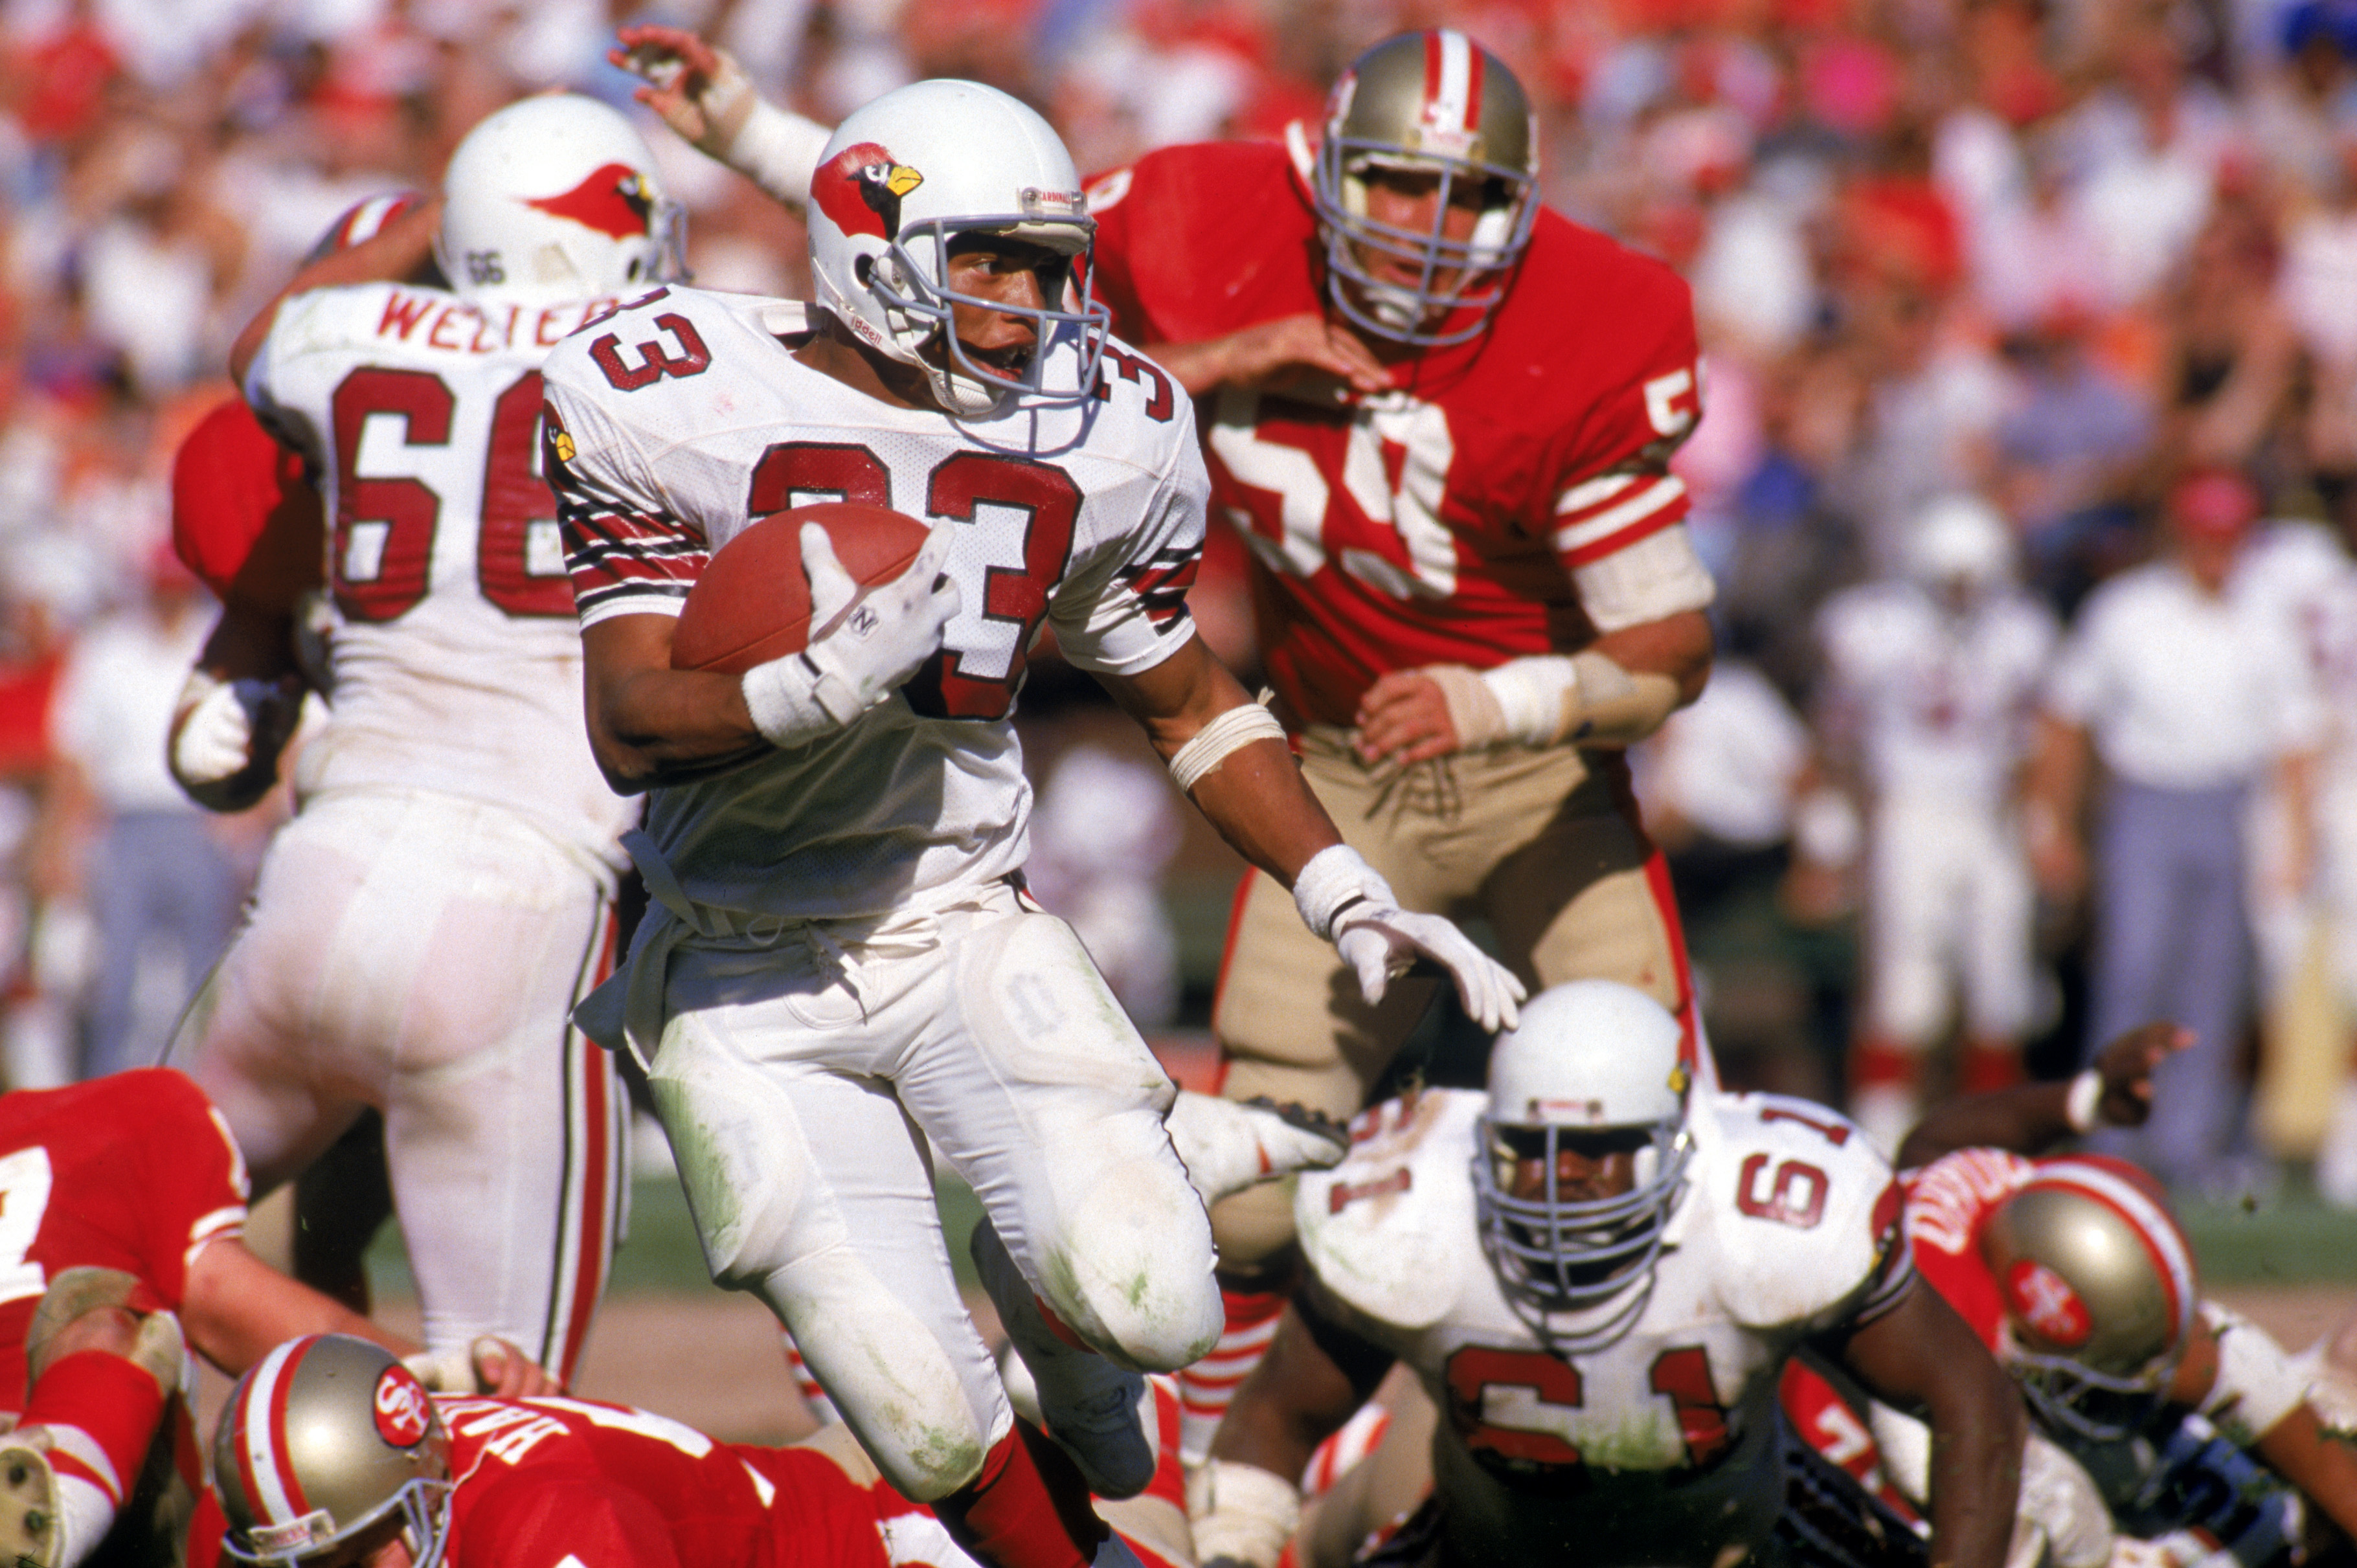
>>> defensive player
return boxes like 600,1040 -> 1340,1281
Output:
1811,495 -> 2061,1152
170,96 -> 664,1383
0,1070 -> 548,1568
1192,980 -> 2022,1568
1786,1029 -> 2357,1568
540,77 -> 1520,1568
607,22 -> 1716,1465
212,1334 -> 1199,1568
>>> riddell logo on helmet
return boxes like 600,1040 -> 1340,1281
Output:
373,1366 -> 433,1446
1528,1096 -> 1606,1123
2005,1259 -> 2092,1347
815,143 -> 924,241
524,164 -> 655,240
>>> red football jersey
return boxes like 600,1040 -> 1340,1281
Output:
1897,1147 -> 2040,1353
1087,139 -> 1702,726
436,1394 -> 888,1568
170,398 -> 325,615
0,1069 -> 249,1408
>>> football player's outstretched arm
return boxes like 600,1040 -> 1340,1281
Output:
2165,1313 -> 2357,1541
227,196 -> 444,388
179,1237 -> 555,1396
1894,1021 -> 2191,1169
1144,313 -> 1395,400
1097,636 -> 1524,1029
1830,1281 -> 2025,1568
1199,1299 -> 1395,1568
608,25 -> 831,215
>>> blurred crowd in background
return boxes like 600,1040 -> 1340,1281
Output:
5,0 -> 2357,1199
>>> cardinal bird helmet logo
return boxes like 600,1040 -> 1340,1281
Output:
813,142 -> 925,242
524,163 -> 657,240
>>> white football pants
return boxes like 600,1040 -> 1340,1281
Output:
175,787 -> 626,1381
642,878 -> 1220,1502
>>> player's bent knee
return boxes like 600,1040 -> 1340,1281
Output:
1045,1167 -> 1221,1372
1208,1180 -> 1300,1277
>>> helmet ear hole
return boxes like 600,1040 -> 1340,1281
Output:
853,253 -> 875,287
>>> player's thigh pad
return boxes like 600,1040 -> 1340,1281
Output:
646,988 -> 1005,1501
901,895 -> 1219,1373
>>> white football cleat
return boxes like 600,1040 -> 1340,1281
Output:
1166,1092 -> 1349,1209
970,1223 -> 1155,1499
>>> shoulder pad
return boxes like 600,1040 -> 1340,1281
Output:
1687,1093 -> 1904,1330
1295,1090 -> 1486,1330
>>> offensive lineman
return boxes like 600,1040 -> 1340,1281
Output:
604,22 -> 1716,1465
540,78 -> 1520,1568
1194,981 -> 2024,1568
169,96 -> 663,1383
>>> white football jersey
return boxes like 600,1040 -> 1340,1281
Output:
245,282 -> 638,866
539,287 -> 1205,921
1816,581 -> 2059,809
1296,1088 -> 1910,1567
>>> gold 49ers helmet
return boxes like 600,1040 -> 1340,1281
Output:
1981,1156 -> 2198,1440
1311,29 -> 1540,346
215,1336 -> 453,1567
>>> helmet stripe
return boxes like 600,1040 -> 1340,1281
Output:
1423,31 -> 1478,139
234,1339 -> 308,1530
2030,1161 -> 2196,1345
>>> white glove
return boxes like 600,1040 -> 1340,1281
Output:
1291,844 -> 1524,1031
740,521 -> 960,747
169,670 -> 302,808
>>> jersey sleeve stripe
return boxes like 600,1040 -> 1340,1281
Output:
555,469 -> 708,626
1555,470 -> 1641,515
1552,475 -> 1689,565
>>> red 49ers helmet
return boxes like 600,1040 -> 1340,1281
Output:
1311,29 -> 1540,346
215,1336 -> 452,1567
1981,1156 -> 2198,1440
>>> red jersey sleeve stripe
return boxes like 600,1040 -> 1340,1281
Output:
1551,473 -> 1688,566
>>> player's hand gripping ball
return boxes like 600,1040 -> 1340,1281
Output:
671,502 -> 936,673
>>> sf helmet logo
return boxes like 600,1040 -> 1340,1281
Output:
815,142 -> 924,242
372,1365 -> 433,1446
2005,1259 -> 2092,1348
524,163 -> 655,240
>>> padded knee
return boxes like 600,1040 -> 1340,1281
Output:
1038,1159 -> 1220,1373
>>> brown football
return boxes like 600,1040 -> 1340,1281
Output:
670,502 -> 934,674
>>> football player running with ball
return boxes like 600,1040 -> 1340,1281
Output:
609,26 -> 1717,1461
538,80 -> 1521,1568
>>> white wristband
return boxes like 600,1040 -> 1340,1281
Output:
741,651 -> 866,748
725,98 -> 833,210
1167,702 -> 1286,794
2064,1068 -> 2103,1134
1479,655 -> 1579,746
1291,844 -> 1395,942
1188,1459 -> 1300,1568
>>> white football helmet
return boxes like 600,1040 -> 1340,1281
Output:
1312,30 -> 1540,346
806,79 -> 1109,418
1473,980 -> 1695,1352
215,1336 -> 453,1568
1904,494 -> 2014,596
1981,1156 -> 2198,1442
435,95 -> 682,304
